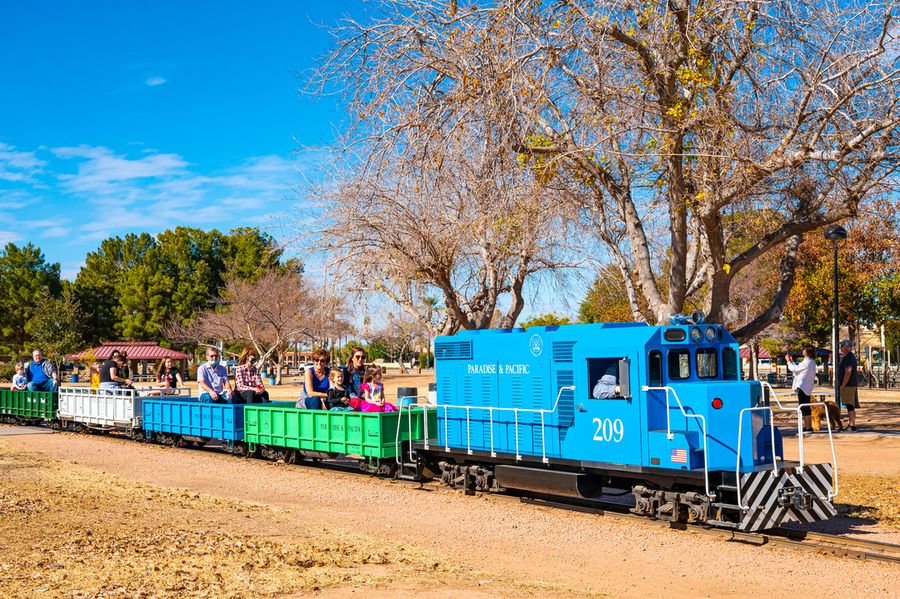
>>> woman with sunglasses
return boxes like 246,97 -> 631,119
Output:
234,347 -> 269,404
343,346 -> 367,401
299,348 -> 331,409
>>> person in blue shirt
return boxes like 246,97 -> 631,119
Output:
197,347 -> 234,403
24,348 -> 59,393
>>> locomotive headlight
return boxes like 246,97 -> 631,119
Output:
711,398 -> 724,410
690,327 -> 702,342
705,326 -> 717,342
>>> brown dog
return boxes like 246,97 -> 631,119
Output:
820,398 -> 843,432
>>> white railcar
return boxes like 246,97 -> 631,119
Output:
58,386 -> 192,434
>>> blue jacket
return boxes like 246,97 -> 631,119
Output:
24,359 -> 58,382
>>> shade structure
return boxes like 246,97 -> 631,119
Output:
739,347 -> 771,359
738,346 -> 831,360
66,341 -> 190,362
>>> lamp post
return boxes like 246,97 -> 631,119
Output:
824,224 -> 848,401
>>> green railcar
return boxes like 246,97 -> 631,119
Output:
0,390 -> 58,421
243,402 -> 437,460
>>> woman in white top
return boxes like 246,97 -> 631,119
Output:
785,346 -> 817,433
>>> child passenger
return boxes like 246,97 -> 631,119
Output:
10,362 -> 27,391
89,361 -> 101,390
358,366 -> 397,413
325,369 -> 354,411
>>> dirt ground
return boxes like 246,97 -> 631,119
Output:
1,376 -> 898,598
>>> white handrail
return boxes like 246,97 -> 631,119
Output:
641,385 -> 713,498
759,381 -> 838,500
392,396 -> 434,467
59,386 -> 193,399
736,406 -> 781,510
434,385 -> 575,464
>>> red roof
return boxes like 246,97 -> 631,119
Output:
66,342 -> 191,361
739,347 -> 772,359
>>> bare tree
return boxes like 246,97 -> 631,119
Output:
313,0 -> 899,341
370,313 -> 430,373
310,133 -> 575,337
164,270 -> 348,383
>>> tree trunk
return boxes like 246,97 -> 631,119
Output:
732,235 -> 802,342
749,343 -> 758,381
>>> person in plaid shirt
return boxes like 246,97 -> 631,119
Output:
234,347 -> 269,404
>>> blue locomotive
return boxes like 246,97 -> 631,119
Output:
418,315 -> 837,531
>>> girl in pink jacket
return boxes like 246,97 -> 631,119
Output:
358,365 -> 397,412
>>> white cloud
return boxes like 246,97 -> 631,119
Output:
145,76 -> 167,87
48,146 -> 299,239
53,145 -> 189,196
0,230 -> 22,244
0,142 -> 47,183
43,226 -> 70,239
3,139 -> 302,255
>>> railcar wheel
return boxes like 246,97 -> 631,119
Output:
230,442 -> 248,457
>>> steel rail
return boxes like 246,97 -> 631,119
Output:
514,495 -> 900,565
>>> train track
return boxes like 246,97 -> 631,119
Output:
11,425 -> 899,564
517,496 -> 900,565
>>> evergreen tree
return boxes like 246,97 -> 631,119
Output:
0,243 -> 62,357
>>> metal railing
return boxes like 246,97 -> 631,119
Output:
431,386 -> 576,464
735,406 -> 782,511
60,386 -> 193,399
761,381 -> 838,499
393,395 -> 433,466
641,385 -> 712,498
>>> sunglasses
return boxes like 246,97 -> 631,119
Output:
315,359 -> 328,364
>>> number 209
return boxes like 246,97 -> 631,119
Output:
592,418 -> 624,443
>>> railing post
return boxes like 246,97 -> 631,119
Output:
541,411 -> 547,464
443,405 -> 449,452
465,406 -> 472,455
489,408 -> 495,457
514,409 -> 520,461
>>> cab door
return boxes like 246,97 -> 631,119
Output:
564,352 -> 643,467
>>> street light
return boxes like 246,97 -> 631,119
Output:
824,224 -> 848,401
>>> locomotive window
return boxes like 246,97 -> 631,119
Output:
722,347 -> 738,380
648,350 -> 662,387
664,328 -> 686,342
587,358 -> 628,399
696,348 -> 718,379
667,350 -> 691,380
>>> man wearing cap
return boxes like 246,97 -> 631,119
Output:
837,339 -> 859,431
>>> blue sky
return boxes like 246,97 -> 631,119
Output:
0,1 -> 363,279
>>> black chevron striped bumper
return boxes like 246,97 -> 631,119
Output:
738,463 -> 837,532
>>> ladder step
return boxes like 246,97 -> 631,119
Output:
704,519 -> 740,529
717,484 -> 738,491
711,502 -> 743,511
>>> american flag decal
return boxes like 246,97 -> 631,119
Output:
671,448 -> 687,464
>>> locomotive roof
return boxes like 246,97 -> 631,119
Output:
441,322 -> 656,343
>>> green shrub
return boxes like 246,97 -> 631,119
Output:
0,362 -> 16,383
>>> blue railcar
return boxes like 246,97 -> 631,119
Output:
418,317 -> 838,531
142,398 -> 246,451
